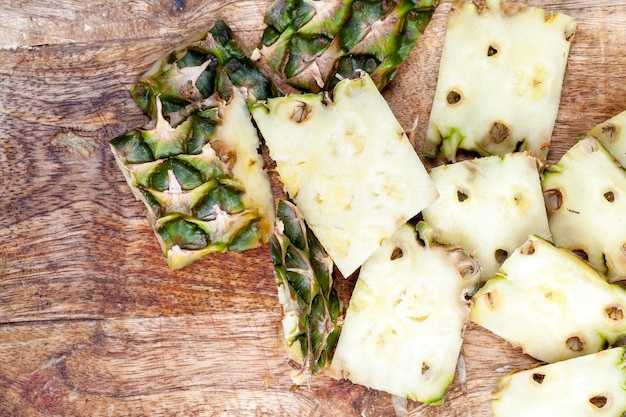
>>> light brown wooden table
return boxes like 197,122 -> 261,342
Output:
1,1 -> 625,416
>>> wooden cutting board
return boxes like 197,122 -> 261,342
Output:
2,1 -> 625,416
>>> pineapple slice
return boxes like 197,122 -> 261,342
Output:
471,235 -> 626,363
255,0 -> 439,92
492,347 -> 626,417
542,137 -> 626,283
271,199 -> 342,385
329,222 -> 480,403
424,0 -> 576,162
422,152 -> 551,281
251,73 -> 439,277
110,89 -> 275,269
131,20 -> 280,119
587,110 -> 626,167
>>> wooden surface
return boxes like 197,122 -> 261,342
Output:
2,0 -> 626,416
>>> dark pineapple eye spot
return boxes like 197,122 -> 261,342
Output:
605,191 -> 615,202
489,122 -> 509,144
457,190 -> 469,202
606,305 -> 624,321
543,189 -> 563,211
572,249 -> 589,262
566,336 -> 584,352
421,362 -> 430,375
390,247 -> 404,261
532,373 -> 545,384
589,396 -> 608,408
495,249 -> 508,264
447,90 -> 461,105
487,45 -> 498,56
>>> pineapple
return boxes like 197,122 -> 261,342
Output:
131,20 -> 281,119
271,199 -> 342,384
491,347 -> 626,417
587,110 -> 626,168
424,0 -> 576,163
110,88 -> 275,269
251,72 -> 439,277
471,235 -> 626,363
254,0 -> 439,92
329,222 -> 480,403
542,137 -> 626,283
422,152 -> 551,281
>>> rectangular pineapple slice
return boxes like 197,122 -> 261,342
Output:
270,199 -> 342,385
542,137 -> 626,283
110,89 -> 275,270
251,72 -> 439,277
471,235 -> 626,363
587,110 -> 626,168
492,347 -> 626,417
422,152 -> 551,281
329,222 -> 480,403
255,0 -> 439,92
424,0 -> 576,162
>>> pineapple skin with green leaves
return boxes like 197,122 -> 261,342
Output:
422,151 -> 551,282
424,0 -> 576,163
110,89 -> 275,270
542,137 -> 626,283
329,222 -> 480,403
251,72 -> 439,278
492,347 -> 626,417
131,20 -> 281,119
270,199 -> 342,385
471,235 -> 626,363
256,0 -> 439,92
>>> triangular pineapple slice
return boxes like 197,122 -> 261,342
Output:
424,0 -> 576,163
329,222 -> 480,403
110,89 -> 275,269
587,110 -> 626,167
542,137 -> 626,283
251,73 -> 439,277
492,347 -> 626,417
422,152 -> 551,281
471,235 -> 626,363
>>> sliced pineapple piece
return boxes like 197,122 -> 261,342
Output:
492,347 -> 626,417
251,72 -> 438,277
424,0 -> 576,162
256,0 -> 439,92
587,110 -> 626,168
131,20 -> 281,119
542,137 -> 626,283
270,199 -> 342,385
110,88 -> 275,269
471,235 -> 626,363
422,152 -> 551,281
329,222 -> 480,403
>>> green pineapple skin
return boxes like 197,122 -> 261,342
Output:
258,0 -> 439,92
110,90 -> 274,270
270,199 -> 342,385
492,347 -> 626,417
131,20 -> 281,119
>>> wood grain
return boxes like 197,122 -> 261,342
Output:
2,0 -> 626,416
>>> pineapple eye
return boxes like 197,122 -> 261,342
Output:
487,45 -> 498,56
421,362 -> 430,375
520,240 -> 536,255
604,191 -> 615,202
494,249 -> 508,264
572,249 -> 588,262
457,190 -> 469,202
532,373 -> 545,384
565,336 -> 584,352
489,122 -> 510,144
589,395 -> 608,409
606,305 -> 624,321
543,189 -> 562,211
446,90 -> 462,105
601,123 -> 618,142
291,101 -> 311,123
390,247 -> 404,260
